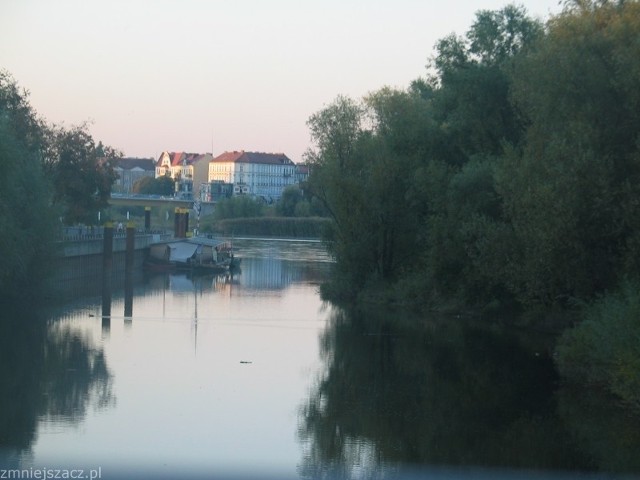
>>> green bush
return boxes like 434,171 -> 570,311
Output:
556,280 -> 640,410
212,217 -> 330,238
214,196 -> 264,220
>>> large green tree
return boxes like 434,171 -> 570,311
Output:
306,90 -> 431,300
402,5 -> 542,306
494,0 -> 640,304
44,123 -> 120,225
0,71 -> 57,299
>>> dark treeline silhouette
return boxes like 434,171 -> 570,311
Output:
0,71 -> 120,301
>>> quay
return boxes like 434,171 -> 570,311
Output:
59,225 -> 172,258
54,226 -> 174,296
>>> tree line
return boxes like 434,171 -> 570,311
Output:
0,70 -> 119,300
305,1 -> 640,408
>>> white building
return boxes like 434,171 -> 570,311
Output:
209,151 -> 297,201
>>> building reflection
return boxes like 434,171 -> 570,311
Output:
240,257 -> 329,291
142,254 -> 329,297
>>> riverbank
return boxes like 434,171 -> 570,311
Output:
207,216 -> 330,239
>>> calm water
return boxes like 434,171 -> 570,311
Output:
1,239 -> 640,479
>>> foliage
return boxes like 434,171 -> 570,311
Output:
306,91 -> 430,299
275,184 -> 327,218
496,0 -> 640,305
132,175 -> 175,195
302,0 -> 640,414
308,1 -> 640,318
0,71 -> 57,301
556,280 -> 640,410
276,185 -> 304,217
213,195 -> 264,221
44,123 -> 120,225
0,69 -> 124,302
210,216 -> 330,238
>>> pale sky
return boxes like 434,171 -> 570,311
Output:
0,0 -> 562,163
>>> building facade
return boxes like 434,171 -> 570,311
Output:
209,151 -> 297,201
155,151 -> 212,198
112,157 -> 155,193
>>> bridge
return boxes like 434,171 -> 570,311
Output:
108,194 -> 216,215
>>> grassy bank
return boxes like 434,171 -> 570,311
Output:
207,216 -> 330,239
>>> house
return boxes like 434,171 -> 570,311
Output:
295,163 -> 311,184
208,151 -> 297,201
201,181 -> 233,202
155,151 -> 212,198
112,157 -> 155,193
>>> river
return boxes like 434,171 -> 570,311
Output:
1,238 -> 639,479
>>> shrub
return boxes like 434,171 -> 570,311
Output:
556,280 -> 640,410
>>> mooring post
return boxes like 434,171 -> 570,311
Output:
124,272 -> 133,321
144,206 -> 151,231
125,221 -> 135,272
174,207 -> 180,237
103,221 -> 114,271
178,208 -> 186,238
184,208 -> 190,236
124,221 -> 135,320
102,221 -> 114,335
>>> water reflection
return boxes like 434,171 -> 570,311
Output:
0,307 -> 114,467
299,305 -> 640,478
10,239 -> 638,477
2,239 -> 332,473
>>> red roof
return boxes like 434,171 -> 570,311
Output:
212,151 -> 294,166
157,152 -> 211,167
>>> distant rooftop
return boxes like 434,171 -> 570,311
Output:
212,151 -> 294,165
113,157 -> 155,171
157,152 -> 213,167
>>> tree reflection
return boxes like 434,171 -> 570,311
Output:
0,306 -> 113,465
299,305 -> 601,478
41,322 -> 114,420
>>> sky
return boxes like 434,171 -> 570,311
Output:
1,0 -> 562,163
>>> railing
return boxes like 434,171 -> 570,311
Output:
59,226 -> 170,242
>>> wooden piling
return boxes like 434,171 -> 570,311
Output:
103,222 -> 114,270
125,222 -> 135,272
102,221 -> 113,333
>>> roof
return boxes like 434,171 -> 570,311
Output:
157,152 -> 213,167
113,157 -> 155,171
211,151 -> 294,166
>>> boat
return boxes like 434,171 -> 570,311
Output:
145,237 -> 240,273
145,243 -> 177,271
186,240 -> 242,273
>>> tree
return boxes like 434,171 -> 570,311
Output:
277,185 -> 304,217
306,91 -> 430,299
427,5 -> 543,163
133,175 -> 175,195
307,96 -> 386,297
45,123 -> 120,224
213,195 -> 264,221
0,71 -> 57,300
495,0 -> 640,304
401,5 -> 542,306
